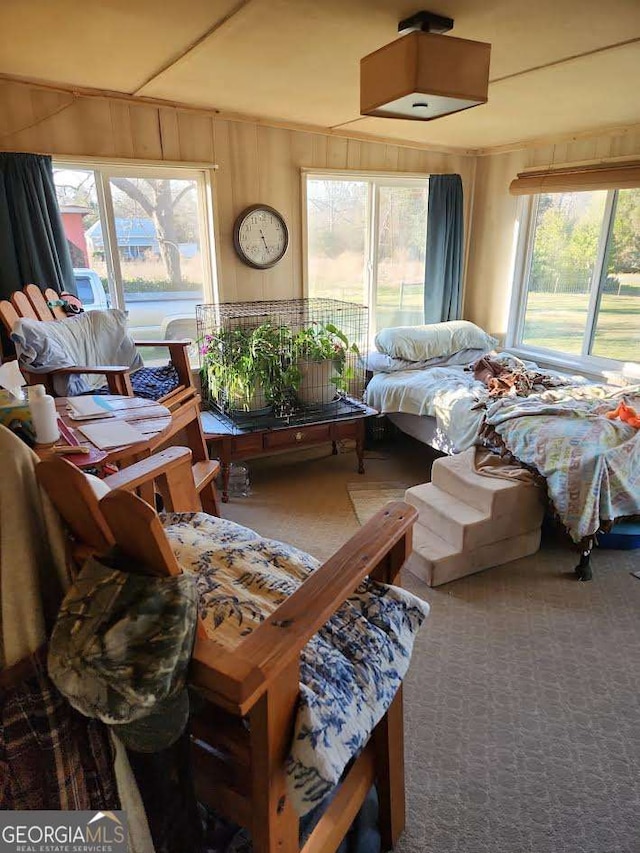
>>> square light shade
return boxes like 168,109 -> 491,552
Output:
360,31 -> 491,121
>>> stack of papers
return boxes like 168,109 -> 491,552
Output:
67,396 -> 114,420
77,420 -> 144,450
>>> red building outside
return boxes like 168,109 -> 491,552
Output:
60,205 -> 91,266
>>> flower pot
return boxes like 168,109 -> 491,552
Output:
229,384 -> 268,413
295,358 -> 338,406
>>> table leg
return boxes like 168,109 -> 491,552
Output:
356,421 -> 365,474
331,441 -> 338,456
221,460 -> 231,503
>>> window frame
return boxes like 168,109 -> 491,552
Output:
507,189 -> 639,376
301,169 -> 429,338
52,156 -> 220,313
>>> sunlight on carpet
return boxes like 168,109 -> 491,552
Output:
347,481 -> 409,526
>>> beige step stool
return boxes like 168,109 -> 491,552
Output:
405,449 -> 545,587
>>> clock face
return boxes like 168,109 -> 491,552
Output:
233,205 -> 289,269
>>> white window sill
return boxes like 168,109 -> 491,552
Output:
504,345 -> 640,385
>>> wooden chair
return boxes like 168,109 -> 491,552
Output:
0,284 -> 194,404
0,283 -> 219,516
36,449 -> 419,853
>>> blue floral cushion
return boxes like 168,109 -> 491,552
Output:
161,512 -> 429,816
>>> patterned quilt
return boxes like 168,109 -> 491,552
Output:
366,354 -> 640,543
161,512 -> 429,817
483,385 -> 640,543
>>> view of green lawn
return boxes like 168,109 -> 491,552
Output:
523,284 -> 640,361
522,189 -> 640,362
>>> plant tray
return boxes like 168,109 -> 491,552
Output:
207,397 -> 369,434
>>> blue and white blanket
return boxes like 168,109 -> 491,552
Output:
365,356 -> 640,542
161,512 -> 429,816
483,386 -> 640,542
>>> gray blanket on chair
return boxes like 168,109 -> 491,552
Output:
11,309 -> 143,396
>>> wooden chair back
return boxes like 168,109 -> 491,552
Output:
0,285 -> 67,335
36,447 -> 202,548
100,490 -> 184,579
37,453 -> 209,653
36,457 -> 114,557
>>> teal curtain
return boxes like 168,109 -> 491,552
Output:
424,174 -> 463,323
0,153 -> 75,300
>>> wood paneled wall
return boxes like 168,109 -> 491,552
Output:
464,127 -> 640,338
0,78 -> 475,303
4,75 -> 637,327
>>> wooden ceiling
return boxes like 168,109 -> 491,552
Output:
1,0 -> 639,151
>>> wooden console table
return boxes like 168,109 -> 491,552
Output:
201,400 -> 377,502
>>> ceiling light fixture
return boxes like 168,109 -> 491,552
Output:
360,10 -> 491,121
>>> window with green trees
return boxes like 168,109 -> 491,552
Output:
516,188 -> 640,363
305,174 -> 429,338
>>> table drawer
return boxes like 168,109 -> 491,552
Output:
332,420 -> 360,440
264,423 -> 331,450
231,433 -> 264,455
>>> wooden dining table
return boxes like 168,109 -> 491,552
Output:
35,395 -> 172,469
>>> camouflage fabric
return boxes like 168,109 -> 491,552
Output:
48,548 -> 198,751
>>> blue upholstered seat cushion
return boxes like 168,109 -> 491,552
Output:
93,364 -> 181,401
129,364 -> 181,401
161,512 -> 430,817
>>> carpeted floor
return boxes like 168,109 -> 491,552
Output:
347,480 -> 409,525
222,437 -> 640,853
221,438 -> 437,560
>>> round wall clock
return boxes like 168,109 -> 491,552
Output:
233,204 -> 289,269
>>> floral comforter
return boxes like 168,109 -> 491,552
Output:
161,512 -> 429,816
483,385 -> 640,543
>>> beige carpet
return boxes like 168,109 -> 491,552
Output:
347,481 -> 409,525
221,439 -> 436,561
221,437 -> 640,853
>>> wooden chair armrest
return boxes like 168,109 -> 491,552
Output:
45,365 -> 131,375
104,446 -> 193,491
133,340 -> 193,389
192,502 -> 418,714
133,339 -> 191,348
43,365 -> 133,395
190,636 -> 264,714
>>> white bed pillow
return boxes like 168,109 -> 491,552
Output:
365,347 -> 491,373
375,321 -> 498,362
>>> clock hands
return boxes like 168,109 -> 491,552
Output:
234,206 -> 287,266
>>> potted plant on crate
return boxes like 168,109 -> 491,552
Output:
292,322 -> 359,406
200,323 -> 296,412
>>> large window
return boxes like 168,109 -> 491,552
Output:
304,173 -> 429,337
53,162 -> 216,361
510,188 -> 640,364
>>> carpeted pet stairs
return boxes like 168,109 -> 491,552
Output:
405,449 -> 545,586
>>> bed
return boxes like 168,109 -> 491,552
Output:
364,323 -> 640,578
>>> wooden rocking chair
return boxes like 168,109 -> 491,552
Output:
36,448 -> 419,853
0,283 -> 219,516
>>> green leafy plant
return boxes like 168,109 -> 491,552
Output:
292,322 -> 359,392
199,320 -> 359,411
200,323 -> 296,411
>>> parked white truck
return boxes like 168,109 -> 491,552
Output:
73,268 -> 200,341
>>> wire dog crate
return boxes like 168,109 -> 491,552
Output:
197,298 -> 368,431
